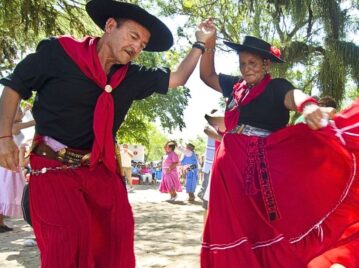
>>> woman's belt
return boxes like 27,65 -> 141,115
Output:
186,164 -> 197,171
229,124 -> 271,137
32,142 -> 91,166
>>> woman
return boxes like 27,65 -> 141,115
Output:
180,143 -> 199,202
159,141 -> 182,201
199,22 -> 359,268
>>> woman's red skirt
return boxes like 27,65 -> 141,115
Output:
201,99 -> 359,268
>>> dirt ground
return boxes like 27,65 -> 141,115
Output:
0,184 -> 204,268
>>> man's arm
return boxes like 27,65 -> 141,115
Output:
204,125 -> 223,141
168,19 -> 216,88
125,149 -> 134,158
0,87 -> 22,171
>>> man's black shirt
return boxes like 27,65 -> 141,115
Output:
0,38 -> 170,149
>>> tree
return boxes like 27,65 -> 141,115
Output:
144,124 -> 169,161
188,135 -> 206,156
0,0 -> 95,75
156,0 -> 359,107
0,0 -> 191,145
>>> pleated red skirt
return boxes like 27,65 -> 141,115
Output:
29,154 -> 135,268
201,99 -> 359,268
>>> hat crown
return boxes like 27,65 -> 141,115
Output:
86,0 -> 173,52
242,36 -> 271,53
223,35 -> 284,63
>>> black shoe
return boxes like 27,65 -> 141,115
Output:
0,225 -> 13,233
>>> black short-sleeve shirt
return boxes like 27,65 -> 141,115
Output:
0,38 -> 170,149
219,73 -> 295,131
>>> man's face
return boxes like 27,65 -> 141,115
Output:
106,19 -> 151,64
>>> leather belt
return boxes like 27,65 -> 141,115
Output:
32,143 -> 91,166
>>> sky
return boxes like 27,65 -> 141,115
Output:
165,52 -> 238,141
160,16 -> 239,142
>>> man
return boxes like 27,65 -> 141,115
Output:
120,143 -> 135,192
0,1 -> 214,267
197,110 -> 224,225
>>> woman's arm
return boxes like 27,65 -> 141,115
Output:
284,89 -> 335,130
199,20 -> 222,93
12,120 -> 36,135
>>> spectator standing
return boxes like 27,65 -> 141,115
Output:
180,143 -> 199,202
159,141 -> 182,201
120,144 -> 135,192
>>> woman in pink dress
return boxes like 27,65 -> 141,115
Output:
159,140 -> 182,201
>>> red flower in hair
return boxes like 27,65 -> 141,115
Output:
270,46 -> 281,58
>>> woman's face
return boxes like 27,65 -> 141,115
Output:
239,51 -> 269,86
164,144 -> 172,153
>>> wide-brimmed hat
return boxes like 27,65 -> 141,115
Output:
86,0 -> 173,52
204,110 -> 225,132
224,36 -> 284,63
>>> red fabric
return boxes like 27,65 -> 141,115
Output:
58,36 -> 129,173
331,98 -> 359,152
29,154 -> 135,268
201,100 -> 359,267
224,74 -> 272,131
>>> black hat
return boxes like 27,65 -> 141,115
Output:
86,0 -> 173,52
224,36 -> 284,63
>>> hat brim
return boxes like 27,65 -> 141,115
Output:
86,0 -> 173,52
224,41 -> 284,63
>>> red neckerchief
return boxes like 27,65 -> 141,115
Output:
233,73 -> 272,107
225,74 -> 272,131
58,36 -> 129,173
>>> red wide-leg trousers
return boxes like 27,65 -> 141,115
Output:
29,154 -> 135,268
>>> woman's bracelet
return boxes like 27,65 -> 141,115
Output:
297,97 -> 319,113
0,135 -> 13,140
205,47 -> 216,53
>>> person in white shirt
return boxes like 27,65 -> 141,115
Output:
120,144 -> 134,192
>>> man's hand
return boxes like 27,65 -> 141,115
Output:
0,138 -> 20,171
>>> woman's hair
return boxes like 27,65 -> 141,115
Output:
319,96 -> 337,109
166,140 -> 177,151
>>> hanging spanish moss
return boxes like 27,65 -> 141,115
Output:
334,40 -> 359,86
314,0 -> 345,39
317,43 -> 346,105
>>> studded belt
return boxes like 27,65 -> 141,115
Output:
32,142 -> 91,166
229,124 -> 271,137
